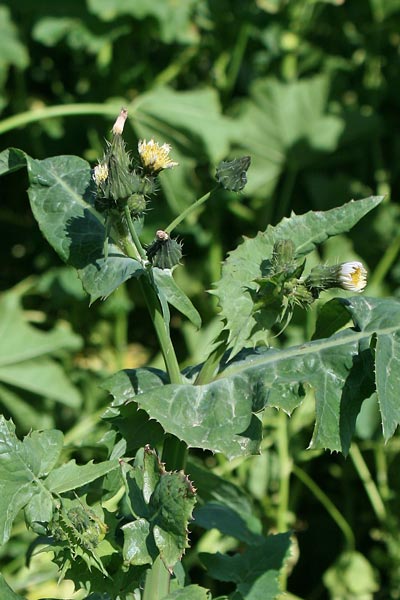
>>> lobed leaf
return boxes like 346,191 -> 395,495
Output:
105,295 -> 400,457
121,448 -> 196,571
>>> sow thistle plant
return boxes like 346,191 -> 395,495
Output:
0,109 -> 399,600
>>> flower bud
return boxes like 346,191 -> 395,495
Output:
305,261 -> 367,296
146,230 -> 183,269
271,239 -> 296,272
127,193 -> 147,216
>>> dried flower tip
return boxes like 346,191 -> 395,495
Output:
338,261 -> 367,292
93,162 -> 109,185
156,230 -> 169,241
112,108 -> 128,135
138,138 -> 178,173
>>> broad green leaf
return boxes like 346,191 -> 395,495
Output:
25,154 -> 144,302
187,460 -> 262,539
88,0 -> 200,44
131,376 -> 262,459
200,533 -> 291,599
213,196 -> 382,356
345,296 -> 400,441
24,487 -> 54,532
164,586 -> 211,600
0,417 -> 61,544
44,459 -> 119,494
0,293 -> 81,408
153,268 -> 202,329
312,297 -> 352,340
231,75 -> 376,197
0,573 -> 26,600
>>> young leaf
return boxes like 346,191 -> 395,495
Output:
150,470 -> 196,571
213,196 -> 382,357
153,268 -> 202,329
216,156 -> 251,192
121,448 -> 196,571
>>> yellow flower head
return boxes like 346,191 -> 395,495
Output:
138,138 -> 178,173
338,261 -> 367,292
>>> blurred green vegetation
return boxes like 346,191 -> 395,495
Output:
1,1 -> 400,598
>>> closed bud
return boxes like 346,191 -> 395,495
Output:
271,239 -> 296,272
127,193 -> 147,216
146,230 -> 183,269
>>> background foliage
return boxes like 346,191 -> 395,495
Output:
1,1 -> 400,598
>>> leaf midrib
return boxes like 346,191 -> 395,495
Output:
218,324 -> 395,381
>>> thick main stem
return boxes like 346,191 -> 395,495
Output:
122,209 -> 185,599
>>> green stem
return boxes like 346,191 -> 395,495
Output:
276,412 -> 291,533
139,278 -> 182,385
292,464 -> 355,550
0,103 -> 121,135
123,205 -> 147,261
119,222 -> 182,384
165,187 -> 218,234
349,443 -> 386,523
368,233 -> 400,289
